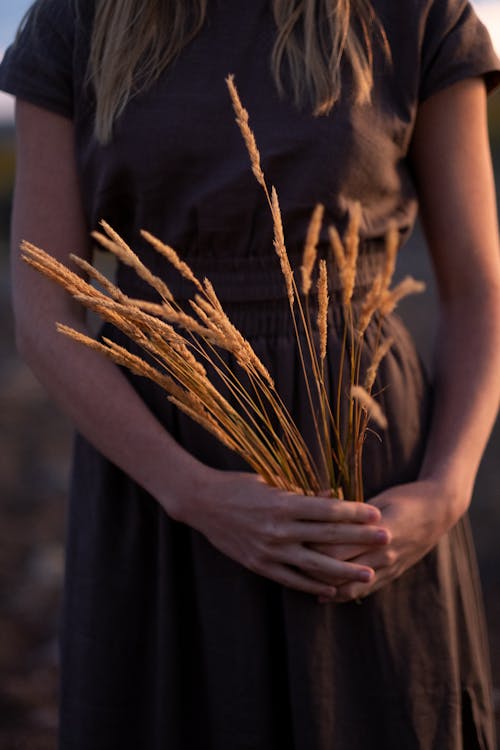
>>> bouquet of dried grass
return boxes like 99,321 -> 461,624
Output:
21,77 -> 424,502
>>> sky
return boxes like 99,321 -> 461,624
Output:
0,0 -> 499,123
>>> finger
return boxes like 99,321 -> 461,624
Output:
333,581 -> 371,603
333,568 -> 392,602
279,546 -> 375,585
287,522 -> 390,545
348,547 -> 398,570
309,542 -> 373,561
264,563 -> 338,599
284,495 -> 382,524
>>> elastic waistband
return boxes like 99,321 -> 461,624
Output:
116,240 -> 388,305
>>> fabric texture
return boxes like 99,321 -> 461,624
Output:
1,1 -> 500,748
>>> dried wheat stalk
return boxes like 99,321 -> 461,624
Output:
20,77 -> 425,501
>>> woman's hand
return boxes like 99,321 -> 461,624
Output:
322,479 -> 467,603
175,468 -> 392,599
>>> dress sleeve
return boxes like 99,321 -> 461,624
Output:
0,0 -> 76,118
420,0 -> 500,101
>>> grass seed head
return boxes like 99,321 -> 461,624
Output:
93,224 -> 174,303
364,336 -> 394,391
301,204 -> 324,295
357,273 -> 383,334
271,187 -> 294,305
342,202 -> 361,304
69,254 -> 129,303
317,259 -> 329,362
141,230 -> 204,293
381,221 -> 398,292
350,385 -> 388,430
225,74 -> 266,188
379,276 -> 426,316
344,202 -> 361,263
328,226 -> 346,272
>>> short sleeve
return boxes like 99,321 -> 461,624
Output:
420,0 -> 500,101
0,0 -> 76,118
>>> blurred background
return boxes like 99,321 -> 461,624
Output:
0,2 -> 500,748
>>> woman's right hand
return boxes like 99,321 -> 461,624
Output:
174,468 -> 391,599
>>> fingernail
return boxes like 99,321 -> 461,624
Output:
359,569 -> 373,582
376,530 -> 389,543
367,510 -> 380,523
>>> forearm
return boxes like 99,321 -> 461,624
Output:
418,287 -> 500,518
407,79 -> 500,523
17,313 -> 211,519
10,102 -> 212,519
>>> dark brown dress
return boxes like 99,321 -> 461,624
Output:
2,1 -> 500,747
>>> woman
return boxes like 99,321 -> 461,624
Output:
1,0 -> 500,747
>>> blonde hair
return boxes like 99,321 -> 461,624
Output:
88,0 -> 389,143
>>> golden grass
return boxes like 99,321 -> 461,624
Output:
226,74 -> 266,189
21,77 -> 425,501
317,259 -> 329,363
350,385 -> 388,430
301,203 -> 324,295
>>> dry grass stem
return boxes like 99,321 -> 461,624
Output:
100,338 -> 190,398
301,203 -> 324,295
72,294 -> 176,338
56,324 -> 185,395
350,385 -> 388,430
341,202 -> 361,304
379,276 -> 426,316
191,294 -> 230,333
381,222 -> 398,292
21,242 -> 102,299
140,230 -> 204,293
203,278 -> 225,313
93,225 -> 174,303
365,336 -> 394,391
225,74 -> 266,188
328,204 -> 361,305
127,299 -> 169,315
341,259 -> 357,305
69,254 -> 129,302
189,298 -> 213,328
191,293 -> 274,386
168,396 -> 240,453
21,77 -> 426,503
357,273 -> 383,334
317,259 -> 329,362
152,306 -> 227,346
271,187 -> 295,305
56,324 -> 109,353
328,226 -> 346,273
344,202 -> 362,259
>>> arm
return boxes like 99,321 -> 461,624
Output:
411,78 -> 500,503
332,77 -> 500,602
12,100 -> 389,598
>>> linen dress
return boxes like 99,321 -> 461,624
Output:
2,1 -> 500,747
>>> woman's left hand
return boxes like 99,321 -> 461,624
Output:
313,479 -> 468,603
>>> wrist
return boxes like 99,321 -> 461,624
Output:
418,468 -> 472,528
154,456 -> 216,524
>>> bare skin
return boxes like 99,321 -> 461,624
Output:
11,99 -> 390,602
312,78 -> 500,602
